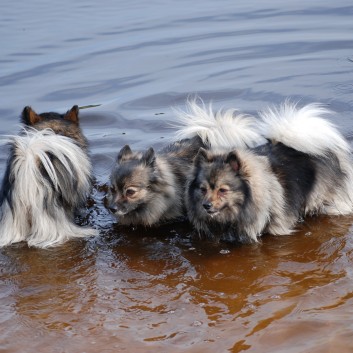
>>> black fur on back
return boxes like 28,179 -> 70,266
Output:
185,139 -> 350,243
256,142 -> 317,218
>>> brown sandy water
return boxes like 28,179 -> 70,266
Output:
1,1 -> 353,352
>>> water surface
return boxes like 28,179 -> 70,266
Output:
1,1 -> 353,352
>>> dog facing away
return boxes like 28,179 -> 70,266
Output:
186,102 -> 353,243
0,106 -> 96,248
107,99 -> 265,227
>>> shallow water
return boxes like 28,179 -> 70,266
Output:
1,1 -> 353,352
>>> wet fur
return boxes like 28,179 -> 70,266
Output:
107,137 -> 205,226
0,106 -> 96,248
186,102 -> 353,243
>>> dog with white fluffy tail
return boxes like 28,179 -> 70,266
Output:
186,102 -> 353,243
0,106 -> 97,248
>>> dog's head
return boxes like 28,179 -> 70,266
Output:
107,145 -> 158,219
21,106 -> 87,149
187,148 -> 249,224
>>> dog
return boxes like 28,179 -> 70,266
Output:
185,102 -> 353,243
0,105 -> 96,248
107,98 -> 265,226
107,136 -> 205,226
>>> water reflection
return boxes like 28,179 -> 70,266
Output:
1,203 -> 353,351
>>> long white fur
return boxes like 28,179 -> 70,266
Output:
174,98 -> 266,150
259,102 -> 353,215
0,128 -> 96,248
259,102 -> 351,156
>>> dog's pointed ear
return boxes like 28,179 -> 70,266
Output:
21,106 -> 42,126
117,145 -> 133,163
141,147 -> 155,167
226,151 -> 240,173
64,105 -> 79,124
194,147 -> 209,166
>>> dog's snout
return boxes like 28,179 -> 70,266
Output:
108,203 -> 118,213
203,202 -> 213,210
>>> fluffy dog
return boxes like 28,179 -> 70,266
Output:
107,99 -> 264,226
107,136 -> 205,226
186,102 -> 353,243
0,106 -> 96,248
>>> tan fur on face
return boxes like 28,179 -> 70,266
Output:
202,179 -> 244,213
187,149 -> 295,242
114,188 -> 149,204
114,165 -> 151,205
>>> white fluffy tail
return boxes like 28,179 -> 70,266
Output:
173,98 -> 266,150
0,129 -> 96,248
259,102 -> 351,156
260,101 -> 353,216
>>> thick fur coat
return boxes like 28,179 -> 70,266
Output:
0,106 -> 96,248
185,102 -> 353,243
107,136 -> 205,226
107,99 -> 264,226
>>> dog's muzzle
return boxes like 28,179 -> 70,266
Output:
108,203 -> 129,216
202,201 -> 219,216
203,201 -> 213,211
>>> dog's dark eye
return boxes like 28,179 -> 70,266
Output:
126,189 -> 136,197
200,186 -> 207,194
219,188 -> 228,194
110,186 -> 116,194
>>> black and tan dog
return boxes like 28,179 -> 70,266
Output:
0,106 -> 96,248
107,136 -> 205,226
186,102 -> 353,243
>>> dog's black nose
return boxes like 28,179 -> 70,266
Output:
108,204 -> 118,213
203,202 -> 213,210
